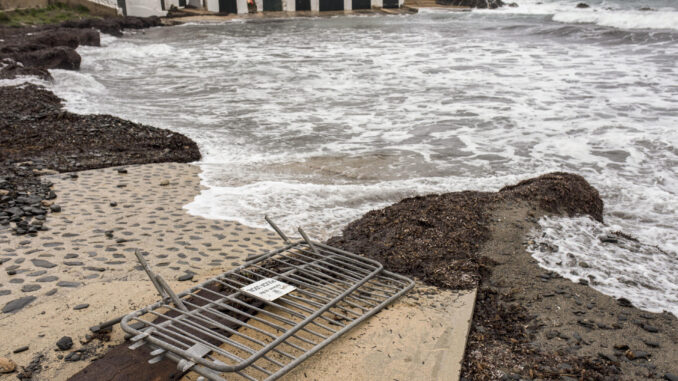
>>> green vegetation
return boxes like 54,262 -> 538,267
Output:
0,3 -> 91,27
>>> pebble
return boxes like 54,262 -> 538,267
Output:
664,373 -> 678,381
160,180 -> 170,186
617,297 -> 633,307
31,259 -> 57,268
1,296 -> 36,313
50,204 -> 62,213
641,323 -> 659,333
73,303 -> 89,310
56,336 -> 73,350
110,201 -> 117,207
117,168 -> 128,174
56,281 -> 81,288
13,346 -> 28,354
64,351 -> 81,362
177,273 -> 193,281
0,357 -> 16,373
21,284 -> 41,292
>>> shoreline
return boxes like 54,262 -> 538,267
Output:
1,10 -> 677,381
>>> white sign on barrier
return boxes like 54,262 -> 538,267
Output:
241,278 -> 296,302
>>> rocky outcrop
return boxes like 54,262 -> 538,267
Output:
61,15 -> 162,37
327,172 -> 602,290
0,84 -> 201,236
12,46 -> 81,70
0,16 -> 159,79
435,0 -> 504,9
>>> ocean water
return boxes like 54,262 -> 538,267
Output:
43,0 -> 677,315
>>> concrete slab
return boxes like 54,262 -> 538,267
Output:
180,284 -> 477,381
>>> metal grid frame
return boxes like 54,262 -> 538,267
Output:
121,236 -> 414,381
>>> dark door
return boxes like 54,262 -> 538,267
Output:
117,0 -> 127,16
319,0 -> 343,11
352,0 -> 370,9
264,0 -> 282,10
219,0 -> 238,13
296,0 -> 310,10
382,0 -> 398,7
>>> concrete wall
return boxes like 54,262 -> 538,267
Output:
59,0 -> 119,16
123,0 -> 166,16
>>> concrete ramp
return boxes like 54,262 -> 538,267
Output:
179,284 -> 477,381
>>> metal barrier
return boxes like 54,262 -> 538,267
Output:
121,219 -> 414,381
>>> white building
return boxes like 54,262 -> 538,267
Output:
116,0 -> 403,17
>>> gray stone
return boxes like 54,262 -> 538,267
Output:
73,303 -> 89,310
21,284 -> 41,292
31,259 -> 57,268
56,281 -> 81,288
177,274 -> 193,281
56,336 -> 73,350
37,276 -> 58,283
2,296 -> 36,313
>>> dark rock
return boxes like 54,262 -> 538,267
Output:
31,259 -> 57,268
73,303 -> 89,310
64,351 -> 81,362
599,234 -> 618,243
2,296 -> 36,313
576,2 -> 590,8
110,201 -> 118,207
177,273 -> 193,281
50,205 -> 62,213
21,284 -> 41,292
11,47 -> 81,70
641,323 -> 659,333
36,276 -> 58,282
13,345 -> 29,354
56,281 -> 81,288
617,297 -> 633,307
507,2 -> 517,6
625,350 -> 650,360
664,373 -> 678,381
56,336 -> 73,350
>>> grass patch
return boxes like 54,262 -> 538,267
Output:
0,2 -> 92,27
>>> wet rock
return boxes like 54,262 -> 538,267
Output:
576,2 -> 590,8
599,234 -> 618,243
625,349 -> 651,360
640,323 -> 659,333
617,297 -> 633,307
2,296 -> 36,313
56,336 -> 73,350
